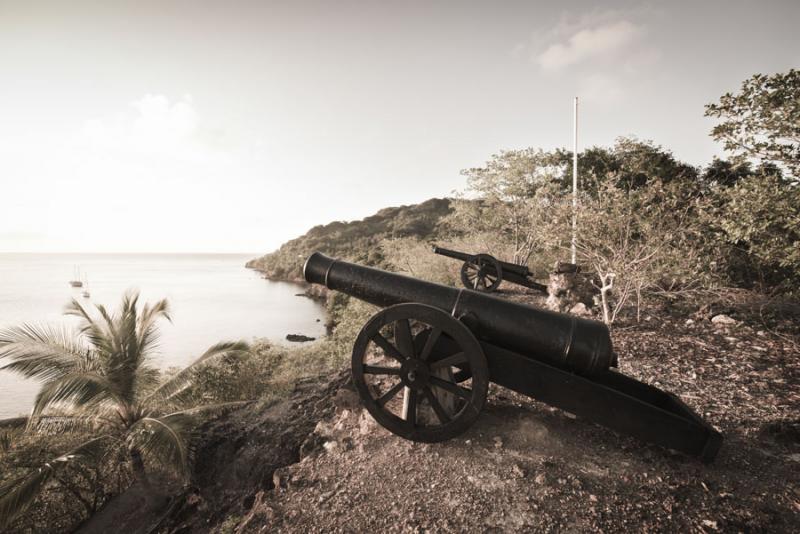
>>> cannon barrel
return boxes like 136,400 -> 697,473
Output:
432,246 -> 531,277
304,252 -> 614,375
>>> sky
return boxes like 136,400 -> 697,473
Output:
0,0 -> 798,254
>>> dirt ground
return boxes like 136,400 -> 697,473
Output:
240,291 -> 800,533
88,289 -> 799,533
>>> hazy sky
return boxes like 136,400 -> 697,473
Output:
1,0 -> 798,253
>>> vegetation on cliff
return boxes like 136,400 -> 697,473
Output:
245,198 -> 453,281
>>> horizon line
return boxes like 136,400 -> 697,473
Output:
0,251 -> 263,256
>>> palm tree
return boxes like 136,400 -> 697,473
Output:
0,291 -> 250,529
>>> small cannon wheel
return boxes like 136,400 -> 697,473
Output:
460,254 -> 503,292
352,303 -> 489,442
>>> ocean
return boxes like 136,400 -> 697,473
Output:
0,253 -> 327,418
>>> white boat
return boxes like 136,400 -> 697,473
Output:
69,266 -> 83,288
81,274 -> 91,298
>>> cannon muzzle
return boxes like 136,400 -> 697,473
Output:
304,252 -> 614,375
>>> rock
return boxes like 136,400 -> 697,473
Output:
511,464 -> 525,478
546,268 -> 595,313
685,318 -> 695,325
711,314 -> 737,326
332,388 -> 361,411
286,333 -> 316,342
569,302 -> 591,316
555,262 -> 579,274
534,473 -> 546,485
299,432 -> 325,460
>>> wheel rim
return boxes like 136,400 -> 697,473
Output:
460,254 -> 503,292
351,303 -> 489,442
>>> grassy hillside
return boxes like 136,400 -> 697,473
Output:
246,198 -> 453,281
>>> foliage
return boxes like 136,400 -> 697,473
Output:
558,137 -> 699,193
246,198 -> 453,280
0,292 -> 250,530
708,173 -> 800,289
452,149 -> 565,265
705,69 -> 800,180
380,237 -> 461,286
571,179 -> 712,323
0,427 -> 128,533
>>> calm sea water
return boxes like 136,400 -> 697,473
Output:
0,254 -> 327,418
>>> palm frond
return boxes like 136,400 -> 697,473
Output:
31,372 -> 119,417
0,324 -> 88,381
94,303 -> 121,355
65,299 -> 116,357
0,436 -> 109,530
136,298 -> 171,358
25,412 -> 118,435
128,414 -> 194,478
142,341 -> 250,408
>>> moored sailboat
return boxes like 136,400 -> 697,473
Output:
69,266 -> 83,288
81,274 -> 90,298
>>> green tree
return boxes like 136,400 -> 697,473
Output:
0,292 -> 249,529
452,149 -> 565,266
553,138 -> 699,195
705,69 -> 800,180
711,172 -> 800,289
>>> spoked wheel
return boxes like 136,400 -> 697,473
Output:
460,254 -> 503,292
352,303 -> 489,442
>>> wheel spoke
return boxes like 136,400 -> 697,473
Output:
377,381 -> 405,406
429,351 -> 467,370
429,376 -> 472,400
418,327 -> 442,362
394,319 -> 415,359
404,388 -> 418,427
363,365 -> 401,376
423,386 -> 452,424
372,333 -> 405,362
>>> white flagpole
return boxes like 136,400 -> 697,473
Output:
571,96 -> 578,265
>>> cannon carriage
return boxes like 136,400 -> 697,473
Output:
304,252 -> 722,462
432,245 -> 548,293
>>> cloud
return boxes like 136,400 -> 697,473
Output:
82,94 -> 199,153
537,20 -> 643,71
579,74 -> 624,103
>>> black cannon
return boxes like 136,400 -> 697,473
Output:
304,252 -> 722,462
432,245 -> 547,293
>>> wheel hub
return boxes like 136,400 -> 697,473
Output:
400,358 -> 430,389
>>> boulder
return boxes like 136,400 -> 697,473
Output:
569,302 -> 591,316
286,333 -> 316,342
711,314 -> 738,326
